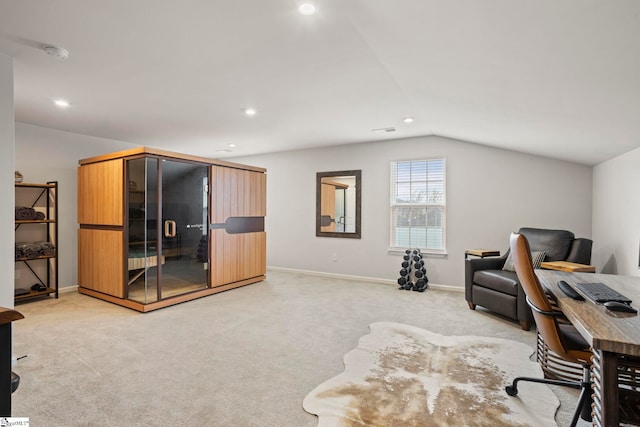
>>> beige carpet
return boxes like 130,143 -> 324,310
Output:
303,322 -> 558,427
11,270 -> 585,426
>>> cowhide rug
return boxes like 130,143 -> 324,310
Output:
303,322 -> 559,427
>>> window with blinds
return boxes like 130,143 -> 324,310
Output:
390,159 -> 446,253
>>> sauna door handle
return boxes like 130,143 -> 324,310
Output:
164,220 -> 177,238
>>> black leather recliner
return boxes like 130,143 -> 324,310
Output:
465,227 -> 593,330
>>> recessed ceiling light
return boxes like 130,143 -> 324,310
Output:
403,117 -> 415,123
216,149 -> 231,153
244,108 -> 257,117
299,2 -> 318,15
228,143 -> 236,148
53,99 -> 70,108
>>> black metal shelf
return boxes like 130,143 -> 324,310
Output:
14,181 -> 58,301
14,287 -> 57,301
15,255 -> 56,262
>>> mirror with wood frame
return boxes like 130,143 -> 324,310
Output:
316,170 -> 361,238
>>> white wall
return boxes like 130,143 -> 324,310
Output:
0,53 -> 14,308
231,135 -> 593,287
15,123 -> 137,289
592,147 -> 640,276
14,127 -> 594,290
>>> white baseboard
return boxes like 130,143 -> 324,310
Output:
266,266 -> 464,293
58,272 -> 465,295
428,283 -> 464,293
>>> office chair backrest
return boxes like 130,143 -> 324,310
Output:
510,232 -> 584,363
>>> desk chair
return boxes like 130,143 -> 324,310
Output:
505,232 -> 592,427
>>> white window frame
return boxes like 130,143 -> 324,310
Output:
389,158 -> 446,255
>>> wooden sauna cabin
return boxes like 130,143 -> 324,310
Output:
77,147 -> 266,312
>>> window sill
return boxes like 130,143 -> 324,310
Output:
388,248 -> 448,258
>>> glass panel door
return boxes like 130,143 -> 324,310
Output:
159,159 -> 209,299
126,157 -> 159,303
334,188 -> 346,232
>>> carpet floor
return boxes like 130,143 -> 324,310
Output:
11,269 -> 587,426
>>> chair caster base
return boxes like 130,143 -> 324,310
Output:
505,385 -> 518,396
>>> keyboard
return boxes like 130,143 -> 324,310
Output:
575,282 -> 632,304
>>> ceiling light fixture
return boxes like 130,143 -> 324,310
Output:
244,108 -> 257,117
403,117 -> 415,123
298,2 -> 318,15
42,44 -> 70,60
228,143 -> 236,148
53,99 -> 70,108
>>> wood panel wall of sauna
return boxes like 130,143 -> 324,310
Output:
77,158 -> 126,297
77,159 -> 124,226
210,166 -> 267,287
78,228 -> 124,297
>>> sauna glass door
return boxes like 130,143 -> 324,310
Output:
126,157 -> 160,303
334,187 -> 346,232
159,159 -> 209,299
126,157 -> 208,303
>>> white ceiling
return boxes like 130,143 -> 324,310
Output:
1,0 -> 639,165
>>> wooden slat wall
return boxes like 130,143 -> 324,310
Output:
77,159 -> 124,226
321,183 -> 336,232
78,228 -> 124,297
210,166 -> 266,287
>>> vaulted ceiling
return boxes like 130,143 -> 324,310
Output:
1,0 -> 639,165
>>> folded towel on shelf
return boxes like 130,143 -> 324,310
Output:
15,242 -> 28,259
35,241 -> 56,257
35,211 -> 45,220
15,206 -> 37,220
15,241 -> 55,259
22,243 -> 42,258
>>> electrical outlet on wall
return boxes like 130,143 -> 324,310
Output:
331,253 -> 338,262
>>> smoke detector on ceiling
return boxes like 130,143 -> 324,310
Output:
42,44 -> 70,60
372,127 -> 397,133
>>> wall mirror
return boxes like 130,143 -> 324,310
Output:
316,170 -> 361,238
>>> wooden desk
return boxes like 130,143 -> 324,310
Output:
540,260 -> 596,273
0,307 -> 24,416
464,249 -> 500,259
536,270 -> 640,426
